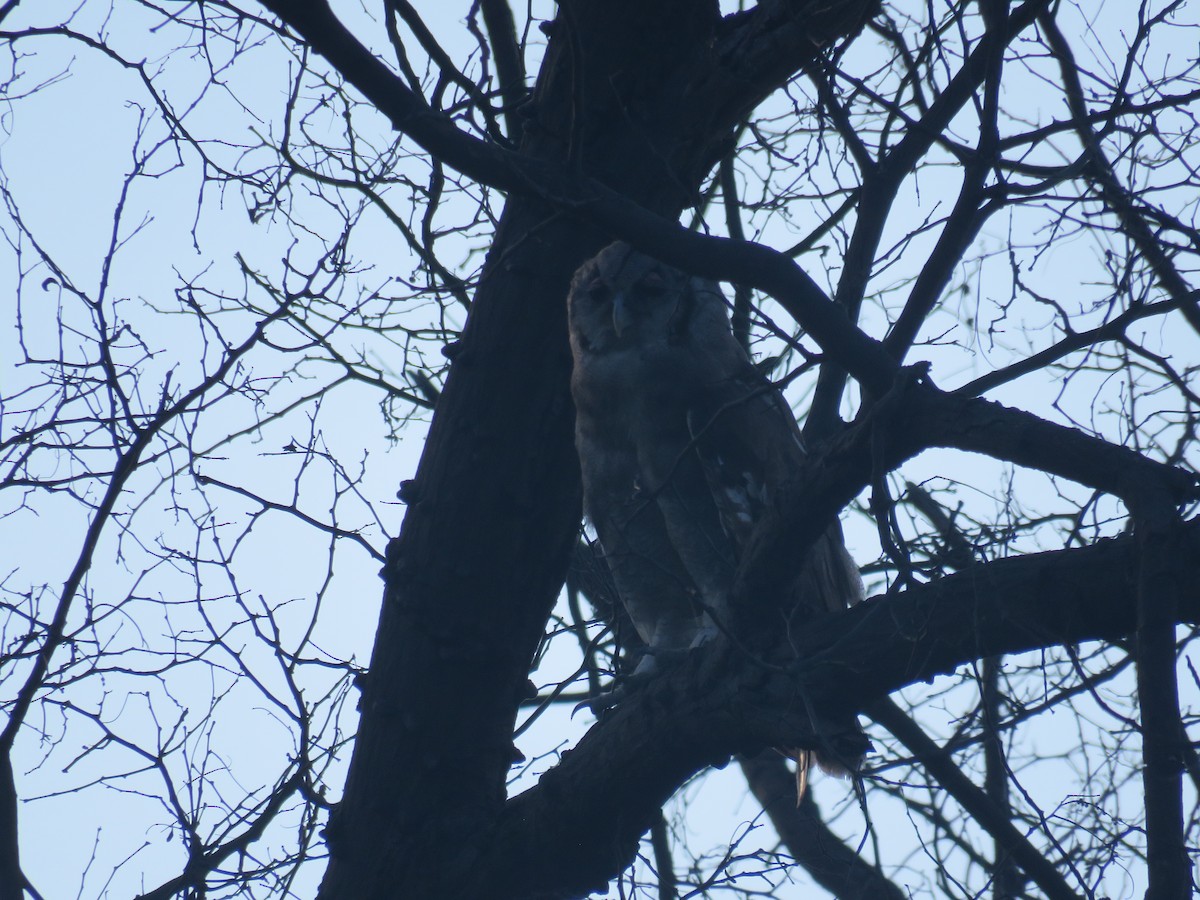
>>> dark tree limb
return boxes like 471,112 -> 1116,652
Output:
1035,27 -> 1199,889
0,754 -> 23,900
254,0 -> 901,397
478,0 -> 528,138
649,811 -> 678,900
1135,512 -> 1190,900
461,521 -> 1200,900
736,372 -> 1198,619
718,152 -> 753,354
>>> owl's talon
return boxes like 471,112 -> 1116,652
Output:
573,688 -> 624,718
574,648 -> 685,717
574,677 -> 642,717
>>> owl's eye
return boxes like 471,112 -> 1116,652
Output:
588,283 -> 610,303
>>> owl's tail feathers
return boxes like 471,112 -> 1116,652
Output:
791,749 -> 813,804
787,729 -> 872,805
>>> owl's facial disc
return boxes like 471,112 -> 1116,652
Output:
610,267 -> 676,339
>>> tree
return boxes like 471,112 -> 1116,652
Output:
0,0 -> 1198,897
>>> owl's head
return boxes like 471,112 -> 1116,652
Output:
567,242 -> 729,357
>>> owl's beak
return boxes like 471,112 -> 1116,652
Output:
611,291 -> 634,337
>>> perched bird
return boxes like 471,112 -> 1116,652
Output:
567,241 -> 866,791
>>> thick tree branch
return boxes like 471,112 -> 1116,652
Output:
1039,39 -> 1198,890
737,371 -> 1198,615
464,521 -> 1200,900
702,0 -> 878,131
478,0 -> 528,138
0,755 -> 22,900
1136,511 -> 1190,900
648,812 -> 678,900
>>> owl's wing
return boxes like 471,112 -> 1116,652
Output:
684,365 -> 802,547
686,365 -> 864,615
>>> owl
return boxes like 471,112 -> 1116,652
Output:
567,241 -> 866,786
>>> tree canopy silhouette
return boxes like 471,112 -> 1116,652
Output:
0,2 -> 1198,898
